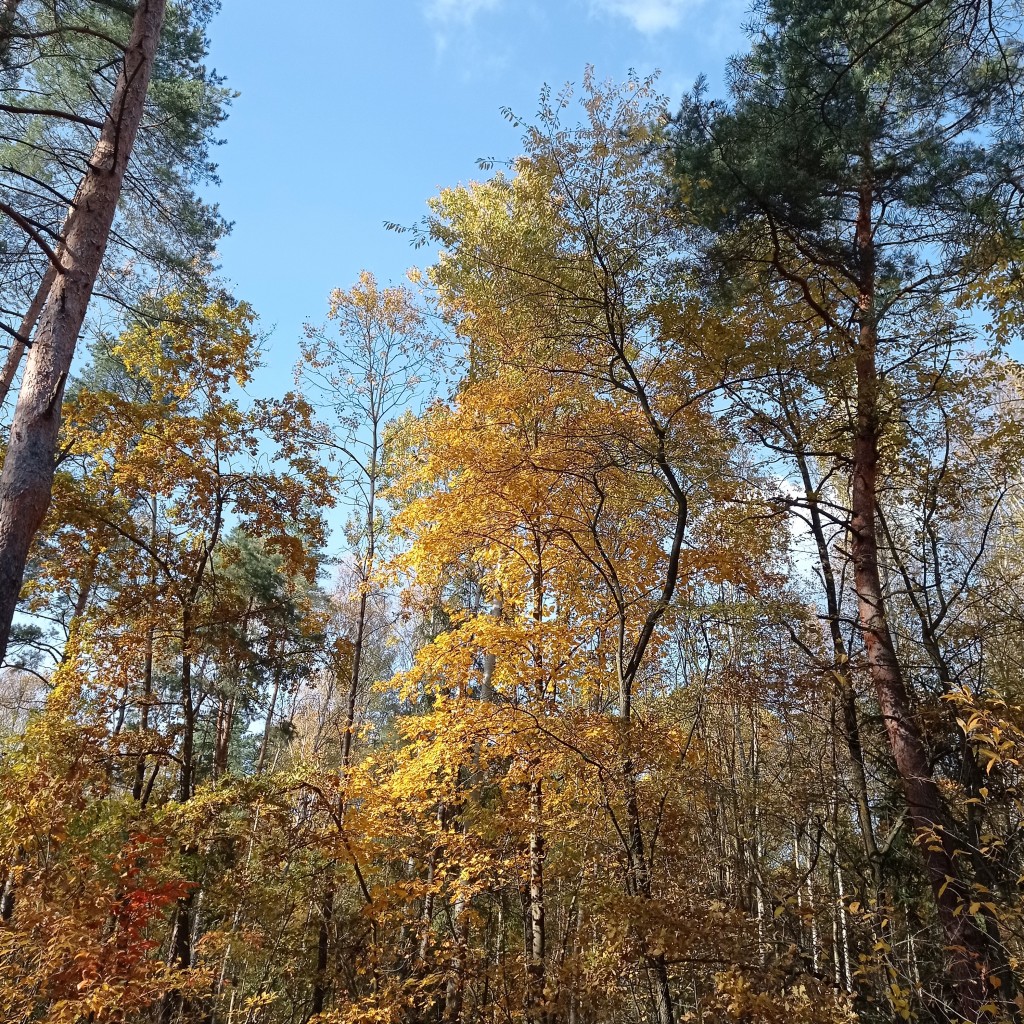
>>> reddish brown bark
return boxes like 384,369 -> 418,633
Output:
0,0 -> 167,663
851,178 -> 998,1018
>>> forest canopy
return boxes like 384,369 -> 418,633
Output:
1,2 -> 1024,1024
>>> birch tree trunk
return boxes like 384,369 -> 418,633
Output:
0,0 -> 167,663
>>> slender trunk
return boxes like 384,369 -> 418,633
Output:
213,692 -> 233,779
61,547 -> 98,661
0,0 -> 22,65
418,847 -> 438,965
157,619 -> 198,1023
525,776 -> 546,1024
0,264 -> 57,409
444,889 -> 470,1024
179,628 -> 194,803
835,856 -> 852,992
0,0 -> 167,663
793,442 -> 882,887
133,493 -> 158,800
851,178 -> 998,1016
309,885 -> 334,1020
0,851 -> 17,920
257,667 -> 281,774
621,758 -> 674,1024
308,584 -> 370,1020
132,623 -> 154,800
617,623 -> 674,1024
341,590 -> 368,769
794,827 -> 807,953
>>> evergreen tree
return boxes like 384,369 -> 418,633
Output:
668,0 -> 1024,1015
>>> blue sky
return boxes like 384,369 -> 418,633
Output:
204,0 -> 750,394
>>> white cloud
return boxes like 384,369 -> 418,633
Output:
425,0 -> 502,23
590,0 -> 693,33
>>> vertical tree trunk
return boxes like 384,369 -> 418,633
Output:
0,0 -> 167,663
132,622 -> 155,800
158,887 -> 198,1024
157,619 -> 198,1022
179,631 -> 195,804
309,886 -> 334,1020
213,692 -> 234,779
444,884 -> 471,1024
0,851 -> 17,921
851,178 -> 999,1016
524,776 -> 546,1024
0,263 -> 57,410
309,622 -> 367,1021
257,666 -> 282,775
133,494 -> 158,800
621,758 -> 674,1024
618,627 -> 674,1024
0,0 -> 22,64
792,442 -> 883,887
341,590 -> 368,768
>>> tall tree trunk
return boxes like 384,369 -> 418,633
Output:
158,888 -> 198,1024
157,621 -> 199,1023
0,0 -> 167,663
524,776 -> 546,1024
213,692 -> 234,779
309,885 -> 334,1020
851,178 -> 999,1017
257,666 -> 282,775
0,0 -> 22,65
309,617 -> 368,1020
621,756 -> 674,1024
179,630 -> 195,804
341,590 -> 368,768
792,441 -> 882,887
444,884 -> 471,1024
0,263 -> 56,410
133,493 -> 158,800
132,623 -> 154,801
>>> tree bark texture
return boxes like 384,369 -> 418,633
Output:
851,178 -> 1004,1018
0,0 -> 167,663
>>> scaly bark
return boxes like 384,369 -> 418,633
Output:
851,175 -> 1001,1017
0,0 -> 167,663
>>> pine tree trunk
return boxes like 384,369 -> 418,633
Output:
851,177 -> 997,1016
0,0 -> 167,663
0,0 -> 22,63
213,692 -> 234,779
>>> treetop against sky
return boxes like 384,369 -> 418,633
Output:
204,0 -> 746,393
3,3 -> 1024,1023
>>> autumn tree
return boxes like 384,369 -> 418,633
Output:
668,0 -> 1024,1014
0,0 -> 232,670
370,72 -> 850,1024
